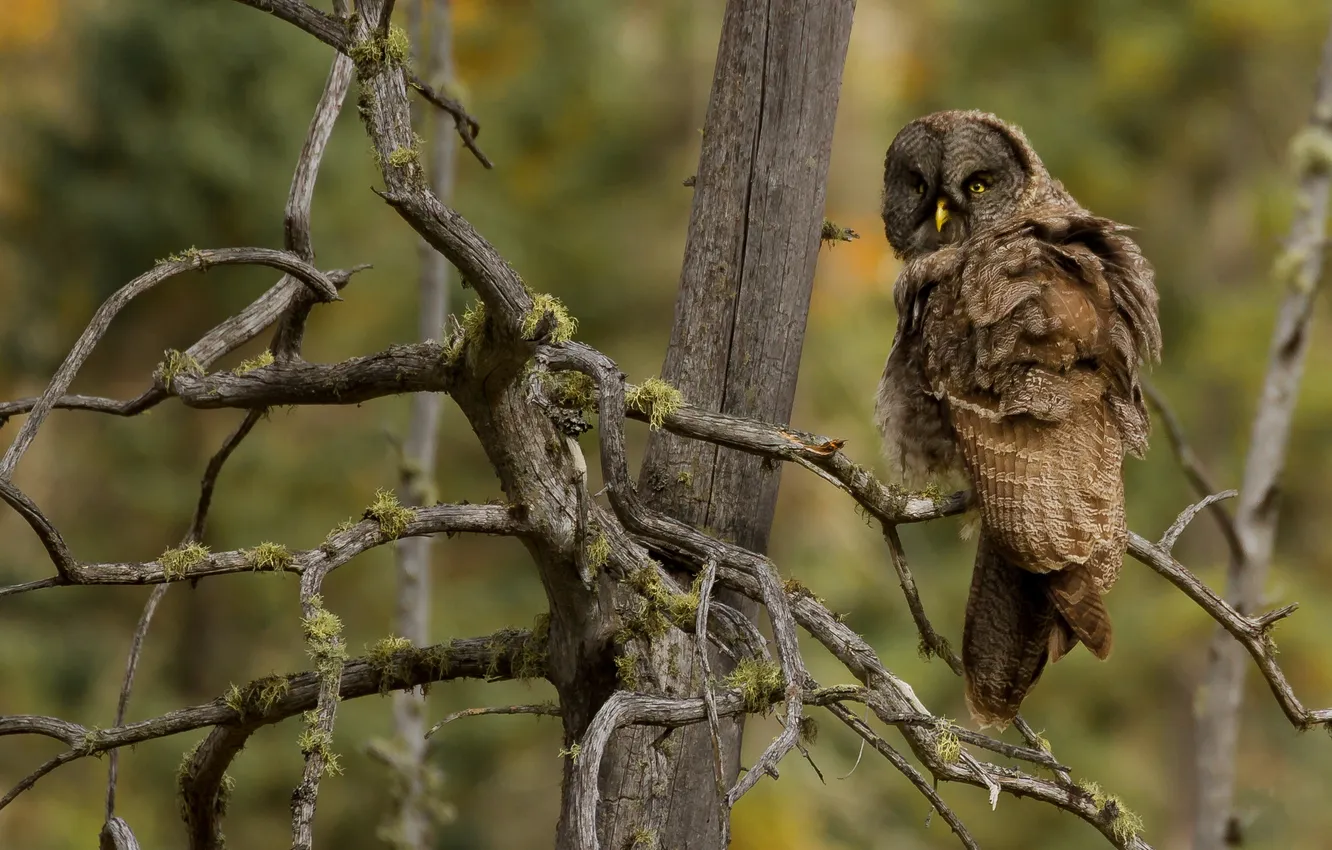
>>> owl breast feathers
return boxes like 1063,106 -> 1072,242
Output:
877,206 -> 1160,727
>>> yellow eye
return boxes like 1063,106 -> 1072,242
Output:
968,179 -> 989,194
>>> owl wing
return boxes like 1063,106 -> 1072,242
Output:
936,243 -> 1128,658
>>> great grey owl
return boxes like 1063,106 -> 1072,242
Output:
874,110 -> 1162,726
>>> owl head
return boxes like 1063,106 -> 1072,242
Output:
881,110 -> 1056,259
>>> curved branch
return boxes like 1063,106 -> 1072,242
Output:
0,247 -> 338,478
0,265 -> 368,429
0,480 -> 76,577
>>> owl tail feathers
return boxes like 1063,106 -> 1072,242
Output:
961,534 -> 1057,729
1045,565 -> 1113,661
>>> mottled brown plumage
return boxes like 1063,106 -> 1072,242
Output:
875,111 -> 1161,727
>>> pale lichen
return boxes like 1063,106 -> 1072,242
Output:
233,350 -> 274,374
521,292 -> 578,343
1078,780 -> 1145,843
244,541 -> 293,572
724,658 -> 784,714
365,488 -> 414,539
160,542 -> 210,580
158,349 -> 204,388
626,378 -> 683,429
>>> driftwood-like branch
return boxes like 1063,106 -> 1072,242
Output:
0,502 -> 522,595
0,631 -> 539,812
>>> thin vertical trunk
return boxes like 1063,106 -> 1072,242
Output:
1191,19 -> 1332,850
386,1 -> 456,847
589,2 -> 855,848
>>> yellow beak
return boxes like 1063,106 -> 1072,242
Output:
935,198 -> 950,232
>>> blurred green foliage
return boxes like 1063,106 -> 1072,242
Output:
2,0 -> 1331,848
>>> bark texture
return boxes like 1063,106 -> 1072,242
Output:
596,1 -> 855,847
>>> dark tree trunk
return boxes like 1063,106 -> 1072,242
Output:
593,1 -> 855,847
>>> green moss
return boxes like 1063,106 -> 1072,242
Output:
559,743 -> 582,761
515,613 -> 551,680
932,721 -> 961,764
724,658 -> 785,714
158,349 -> 204,388
386,133 -> 424,169
782,578 -> 824,604
223,683 -> 244,714
1077,780 -> 1144,842
302,595 -> 348,679
820,218 -> 860,246
626,378 -> 683,429
297,715 -> 343,777
799,715 -> 819,746
585,532 -> 611,573
421,644 -> 453,679
233,350 -> 274,374
615,651 -> 640,691
160,541 -> 210,580
365,488 -> 414,539
348,36 -> 383,71
676,470 -> 693,487
630,827 -> 658,849
368,636 -> 415,694
1291,126 -> 1332,176
542,370 -> 598,412
158,246 -> 204,265
385,25 -> 410,64
521,292 -> 578,343
225,675 -> 292,718
445,300 -> 487,364
244,541 -> 293,572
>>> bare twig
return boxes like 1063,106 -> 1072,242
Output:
104,583 -> 168,822
425,703 -> 560,738
827,702 -> 980,850
272,30 -> 354,360
1142,382 -> 1244,563
883,523 -> 963,674
1128,531 -> 1330,730
694,557 -> 729,845
1159,490 -> 1238,554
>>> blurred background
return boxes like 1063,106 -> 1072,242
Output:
2,0 -> 1331,847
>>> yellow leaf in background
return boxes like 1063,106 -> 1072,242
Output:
0,0 -> 57,49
